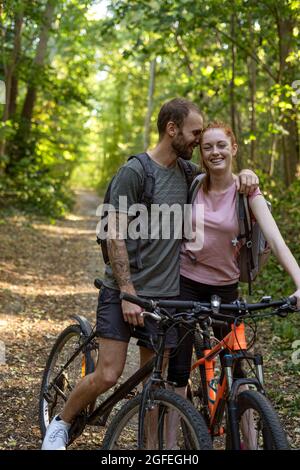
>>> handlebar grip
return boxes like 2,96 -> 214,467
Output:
157,300 -> 200,309
94,278 -> 103,290
289,296 -> 297,306
120,292 -> 153,310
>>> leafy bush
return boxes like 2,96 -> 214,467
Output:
0,163 -> 74,218
248,174 -> 300,340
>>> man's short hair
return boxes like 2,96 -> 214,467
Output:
157,98 -> 201,138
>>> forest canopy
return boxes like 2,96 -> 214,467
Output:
0,0 -> 299,217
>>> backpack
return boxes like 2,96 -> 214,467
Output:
97,152 -> 197,269
188,174 -> 272,294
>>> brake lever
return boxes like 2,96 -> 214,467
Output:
276,310 -> 289,318
140,311 -> 161,322
276,301 -> 293,317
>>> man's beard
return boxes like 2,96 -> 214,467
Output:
171,133 -> 193,160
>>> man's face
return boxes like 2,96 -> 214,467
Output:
171,111 -> 203,160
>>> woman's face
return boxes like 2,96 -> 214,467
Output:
200,128 -> 237,174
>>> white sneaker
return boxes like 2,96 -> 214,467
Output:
41,415 -> 71,450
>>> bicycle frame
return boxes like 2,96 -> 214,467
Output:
44,322 -> 169,445
191,321 -> 264,448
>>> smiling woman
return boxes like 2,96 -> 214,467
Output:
168,121 -> 300,425
187,121 -> 300,307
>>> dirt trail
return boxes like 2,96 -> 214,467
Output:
0,190 -> 138,450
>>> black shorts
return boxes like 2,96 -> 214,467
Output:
167,276 -> 241,387
96,286 -> 178,350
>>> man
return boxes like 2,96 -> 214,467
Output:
42,98 -> 258,450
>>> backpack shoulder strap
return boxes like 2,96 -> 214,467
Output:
237,193 -> 255,294
177,158 -> 196,188
236,193 -> 251,237
128,153 -> 155,208
127,153 -> 155,270
188,173 -> 206,204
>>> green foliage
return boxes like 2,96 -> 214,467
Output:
0,0 -> 96,216
1,0 -> 299,219
272,317 -> 299,343
253,177 -> 299,291
0,161 -> 74,217
245,176 -> 300,341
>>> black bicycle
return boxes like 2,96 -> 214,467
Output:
103,292 -> 298,450
39,279 -> 212,450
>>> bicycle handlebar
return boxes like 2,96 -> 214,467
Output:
120,291 -> 297,316
93,278 -> 297,320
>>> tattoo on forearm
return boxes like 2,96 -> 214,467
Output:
107,212 -> 132,289
107,238 -> 132,289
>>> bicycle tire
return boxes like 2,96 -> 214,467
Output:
226,390 -> 290,450
194,330 -> 204,360
39,324 -> 94,438
188,331 -> 207,419
102,388 -> 212,450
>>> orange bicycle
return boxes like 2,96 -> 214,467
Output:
187,295 -> 297,450
105,292 -> 297,450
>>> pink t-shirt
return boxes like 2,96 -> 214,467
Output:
180,182 -> 262,286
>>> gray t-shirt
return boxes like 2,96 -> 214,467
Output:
104,156 -> 198,297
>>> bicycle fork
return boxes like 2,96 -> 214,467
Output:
223,353 -> 265,450
138,328 -> 167,449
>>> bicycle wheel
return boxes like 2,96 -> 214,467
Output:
226,390 -> 290,450
39,324 -> 95,438
102,388 -> 212,450
188,332 -> 207,419
194,329 -> 204,360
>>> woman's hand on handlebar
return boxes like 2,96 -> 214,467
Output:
290,288 -> 300,310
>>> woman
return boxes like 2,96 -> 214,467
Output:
167,121 -> 300,448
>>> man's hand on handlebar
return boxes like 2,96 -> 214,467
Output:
121,299 -> 144,326
120,285 -> 144,327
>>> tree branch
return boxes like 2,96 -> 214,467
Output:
212,24 -> 277,82
174,32 -> 193,76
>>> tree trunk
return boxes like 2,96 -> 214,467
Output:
230,10 -> 240,170
247,14 -> 257,166
282,105 -> 299,185
269,134 -> 278,177
9,74 -> 18,118
236,109 -> 243,169
21,0 -> 56,125
276,13 -> 299,185
5,0 -> 57,173
144,58 -> 156,151
2,10 -> 23,122
0,9 -> 23,158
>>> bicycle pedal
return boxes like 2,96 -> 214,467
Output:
68,414 -> 87,444
212,427 -> 225,437
125,390 -> 138,399
89,417 -> 104,426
